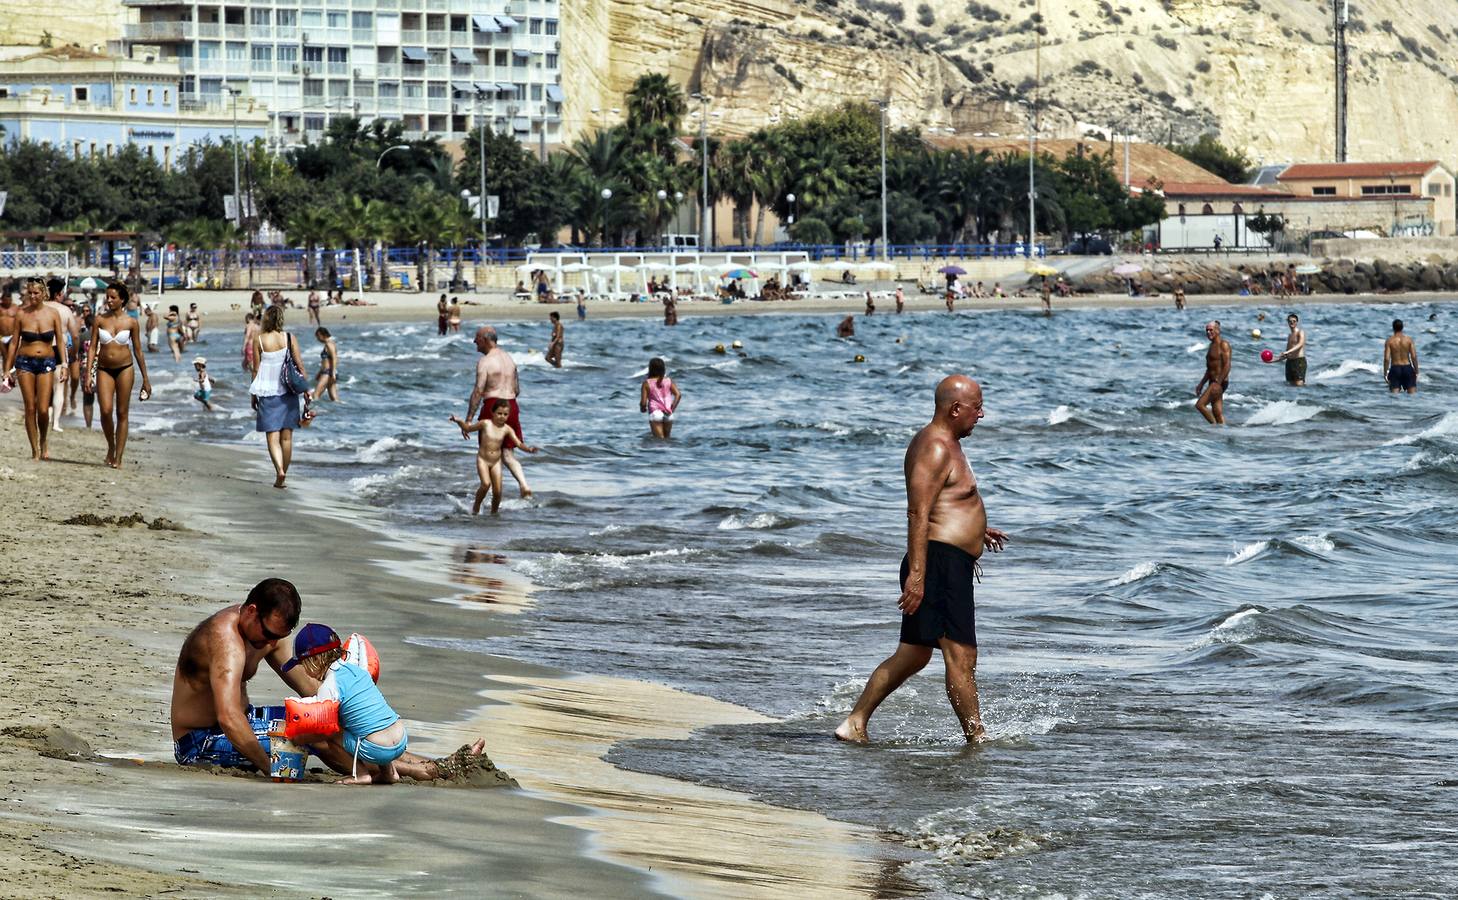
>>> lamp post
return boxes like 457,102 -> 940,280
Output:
875,99 -> 889,261
224,86 -> 242,228
786,191 -> 796,231
655,189 -> 668,247
691,92 -> 710,250
1026,101 -> 1038,259
376,143 -> 410,169
475,91 -> 489,279
674,190 -> 684,235
601,187 -> 613,246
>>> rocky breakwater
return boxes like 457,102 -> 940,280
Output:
1056,256 -> 1458,296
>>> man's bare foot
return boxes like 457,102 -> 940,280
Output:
834,718 -> 869,744
337,774 -> 375,785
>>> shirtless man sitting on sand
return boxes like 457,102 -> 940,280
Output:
171,577 -> 485,781
836,376 -> 1009,744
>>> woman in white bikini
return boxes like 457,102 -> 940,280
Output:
87,282 -> 153,468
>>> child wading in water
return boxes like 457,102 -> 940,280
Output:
639,356 -> 682,438
192,356 -> 213,411
451,399 -> 537,514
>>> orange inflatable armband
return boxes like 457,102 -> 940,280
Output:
284,696 -> 340,742
344,633 -> 380,683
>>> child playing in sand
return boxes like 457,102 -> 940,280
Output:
281,623 -> 409,785
639,356 -> 682,439
192,356 -> 212,411
450,399 -> 538,514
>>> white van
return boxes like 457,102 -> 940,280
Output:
661,234 -> 700,250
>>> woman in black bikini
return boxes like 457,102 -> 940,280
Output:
313,326 -> 339,402
87,282 -> 152,468
2,277 -> 68,460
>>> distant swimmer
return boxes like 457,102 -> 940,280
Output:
895,286 -> 905,314
1384,318 -> 1419,394
545,311 -> 564,368
1195,320 -> 1231,426
835,375 -> 1008,745
836,315 -> 855,338
1039,276 -> 1052,316
1173,283 -> 1186,311
865,291 -> 876,316
1272,312 -> 1306,386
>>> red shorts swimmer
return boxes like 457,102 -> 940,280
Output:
479,396 -> 522,450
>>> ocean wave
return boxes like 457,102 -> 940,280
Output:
513,547 -> 704,590
1313,359 -> 1381,381
717,512 -> 792,531
357,435 -> 404,464
1385,411 -> 1458,446
1048,405 -> 1074,425
1244,400 -> 1323,427
1113,561 -> 1160,585
348,464 -> 432,496
1186,341 -> 1207,354
1225,540 -> 1268,565
1291,532 -> 1334,554
1189,606 -> 1264,649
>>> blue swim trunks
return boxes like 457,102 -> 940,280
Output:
173,704 -> 284,768
342,730 -> 409,766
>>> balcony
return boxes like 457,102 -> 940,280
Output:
276,25 -> 299,40
376,63 -> 400,78
426,30 -> 448,44
427,97 -> 448,111
352,28 -> 373,43
224,24 -> 247,40
425,64 -> 448,79
125,21 -> 192,41
426,0 -> 447,10
326,61 -> 350,76
401,29 -> 424,43
196,22 -> 221,38
249,25 -> 272,40
250,59 -> 273,73
179,58 -> 228,75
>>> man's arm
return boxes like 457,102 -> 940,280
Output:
209,644 -> 272,771
1410,340 -> 1419,375
900,440 -> 951,616
467,359 -> 491,420
1383,339 -> 1391,377
265,642 -> 320,697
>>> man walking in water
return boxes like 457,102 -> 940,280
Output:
1195,320 -> 1231,425
1384,318 -> 1419,394
836,375 -> 1008,744
545,311 -> 564,368
468,325 -> 531,496
1273,312 -> 1306,386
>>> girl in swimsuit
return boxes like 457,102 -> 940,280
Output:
313,327 -> 339,402
1,277 -> 68,460
165,305 -> 185,362
307,290 -> 321,326
638,356 -> 682,439
242,313 -> 259,372
87,282 -> 152,469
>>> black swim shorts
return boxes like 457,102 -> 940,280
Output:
1387,364 -> 1416,391
1285,357 -> 1307,384
899,540 -> 978,648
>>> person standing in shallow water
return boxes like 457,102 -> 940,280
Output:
1195,320 -> 1231,426
836,375 -> 1008,745
545,311 -> 564,368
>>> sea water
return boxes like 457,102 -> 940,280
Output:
141,300 -> 1458,896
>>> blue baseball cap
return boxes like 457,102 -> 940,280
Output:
280,623 -> 341,672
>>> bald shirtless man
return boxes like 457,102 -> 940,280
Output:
172,578 -> 483,780
1195,320 -> 1232,425
1383,319 -> 1419,394
835,376 -> 1009,744
468,325 -> 531,497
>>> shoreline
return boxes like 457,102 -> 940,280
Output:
0,407 -> 898,897
140,285 -> 1458,329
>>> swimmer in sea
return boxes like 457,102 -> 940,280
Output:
545,311 -> 564,368
836,376 -> 1008,744
639,356 -> 681,439
1195,320 -> 1231,425
836,315 -> 855,338
451,399 -> 538,514
1383,318 -> 1419,394
1272,312 -> 1305,387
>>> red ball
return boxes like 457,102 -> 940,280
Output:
1260,349 -> 1274,363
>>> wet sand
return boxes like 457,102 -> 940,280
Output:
0,403 -> 893,897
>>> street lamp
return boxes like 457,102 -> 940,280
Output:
224,85 -> 242,228
475,90 -> 490,279
1022,100 -> 1038,259
601,187 -> 613,246
874,99 -> 889,261
376,143 -> 410,169
786,192 -> 796,226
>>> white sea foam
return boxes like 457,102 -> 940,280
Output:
1403,450 -> 1458,472
357,436 -> 403,463
1313,359 -> 1381,381
1291,533 -> 1335,554
1385,411 -> 1458,446
1186,341 -> 1207,354
1225,540 -> 1268,565
1113,561 -> 1159,585
1244,400 -> 1321,427
348,464 -> 428,495
717,512 -> 786,531
1048,404 -> 1074,425
1216,608 -> 1261,630
1189,607 -> 1264,650
813,421 -> 852,437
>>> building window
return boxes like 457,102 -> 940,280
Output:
1201,203 -> 1213,215
0,88 -> 8,98
163,89 -> 170,103
1360,184 -> 1412,195
529,18 -> 541,34
530,83 -> 542,100
546,52 -> 558,69
1446,184 -> 1453,197
73,86 -> 89,103
73,140 -> 82,157
89,141 -> 97,157
130,87 -> 137,102
1177,203 -> 1186,216
1311,186 -> 1336,195
1232,203 -> 1243,214
545,19 -> 557,35
146,88 -> 154,103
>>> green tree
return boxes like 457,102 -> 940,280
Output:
1168,133 -> 1253,184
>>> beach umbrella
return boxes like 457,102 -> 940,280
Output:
722,267 -> 758,279
75,276 -> 106,290
1112,263 -> 1143,276
1028,264 -> 1058,277
1294,263 -> 1321,275
938,265 -> 967,275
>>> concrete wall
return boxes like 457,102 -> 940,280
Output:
1309,236 -> 1458,259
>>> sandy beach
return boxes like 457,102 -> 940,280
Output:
0,404 -> 897,898
140,284 -> 1458,330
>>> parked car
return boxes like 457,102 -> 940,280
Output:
1062,235 -> 1114,255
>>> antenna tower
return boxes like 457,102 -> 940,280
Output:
1334,0 -> 1348,161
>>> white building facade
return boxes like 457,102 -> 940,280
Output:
120,0 -> 564,147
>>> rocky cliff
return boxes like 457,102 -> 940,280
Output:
16,0 -> 1458,172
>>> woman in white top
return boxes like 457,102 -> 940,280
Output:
86,282 -> 152,469
249,305 -> 310,488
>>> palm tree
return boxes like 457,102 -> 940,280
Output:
328,195 -> 387,292
625,73 -> 687,135
286,207 -> 334,288
543,152 -> 589,244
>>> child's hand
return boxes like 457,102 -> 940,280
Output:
523,445 -> 539,454
639,403 -> 648,413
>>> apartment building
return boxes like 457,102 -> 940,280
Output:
120,0 -> 564,147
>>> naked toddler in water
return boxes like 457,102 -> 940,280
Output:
450,399 -> 537,514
